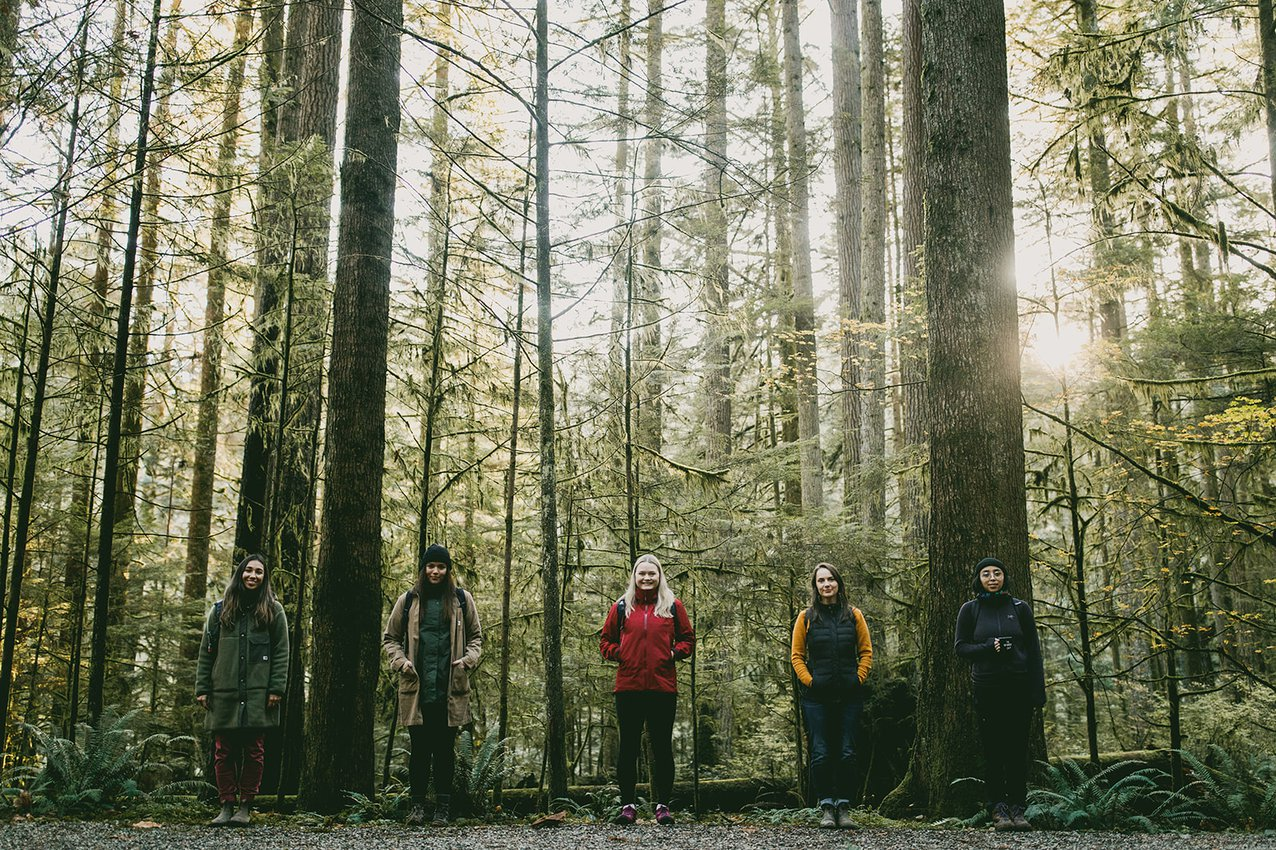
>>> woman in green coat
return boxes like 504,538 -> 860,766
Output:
195,554 -> 289,827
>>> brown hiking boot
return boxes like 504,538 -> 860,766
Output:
1010,804 -> 1032,831
991,801 -> 1014,831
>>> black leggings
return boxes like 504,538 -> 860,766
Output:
408,701 -> 456,802
972,679 -> 1033,807
615,691 -> 676,804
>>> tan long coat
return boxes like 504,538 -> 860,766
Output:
382,587 -> 482,727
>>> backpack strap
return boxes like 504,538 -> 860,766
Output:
206,601 -> 223,655
400,589 -> 417,638
616,597 -> 627,629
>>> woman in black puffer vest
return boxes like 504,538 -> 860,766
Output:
954,556 -> 1046,832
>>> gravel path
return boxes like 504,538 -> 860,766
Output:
3,822 -> 1275,849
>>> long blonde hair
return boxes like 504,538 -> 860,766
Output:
622,553 -> 675,618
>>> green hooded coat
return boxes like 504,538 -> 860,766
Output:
195,600 -> 289,731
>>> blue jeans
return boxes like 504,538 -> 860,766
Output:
802,698 -> 862,805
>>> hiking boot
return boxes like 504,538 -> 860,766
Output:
406,803 -> 427,826
431,796 -> 450,826
835,803 -> 858,830
614,803 -> 637,825
654,803 -> 674,826
1010,804 -> 1032,831
210,802 -> 235,826
991,801 -> 1014,831
819,803 -> 837,829
229,802 -> 252,827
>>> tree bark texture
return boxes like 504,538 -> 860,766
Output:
899,0 -> 929,550
829,0 -> 862,505
536,0 -> 569,800
888,0 -> 1029,816
298,0 -> 399,810
1259,0 -> 1276,210
637,0 -> 665,453
859,0 -> 887,527
703,0 -> 732,462
781,0 -> 824,512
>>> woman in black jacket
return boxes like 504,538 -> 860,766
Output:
954,556 -> 1045,832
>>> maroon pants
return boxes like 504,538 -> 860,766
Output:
213,730 -> 266,803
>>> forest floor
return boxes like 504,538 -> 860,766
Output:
3,821 -> 1276,849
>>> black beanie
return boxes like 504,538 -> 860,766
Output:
972,556 -> 1007,593
422,543 -> 452,569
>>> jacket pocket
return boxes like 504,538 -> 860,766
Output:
249,639 -> 270,664
450,664 -> 470,695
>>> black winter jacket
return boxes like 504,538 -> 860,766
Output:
954,594 -> 1046,706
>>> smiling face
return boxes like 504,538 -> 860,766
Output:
814,566 -> 840,603
634,562 -> 660,592
241,559 -> 265,591
979,565 -> 1005,593
424,561 -> 449,585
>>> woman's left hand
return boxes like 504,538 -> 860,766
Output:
453,658 -> 465,667
267,694 -> 282,709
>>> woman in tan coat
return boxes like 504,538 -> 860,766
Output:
383,544 -> 482,826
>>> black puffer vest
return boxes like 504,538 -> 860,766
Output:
804,606 -> 863,703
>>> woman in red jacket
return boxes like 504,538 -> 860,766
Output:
599,553 -> 695,826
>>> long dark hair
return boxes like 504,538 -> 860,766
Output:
808,562 -> 851,623
220,553 -> 278,627
416,552 -> 458,627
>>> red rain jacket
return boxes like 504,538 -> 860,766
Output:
599,592 -> 695,693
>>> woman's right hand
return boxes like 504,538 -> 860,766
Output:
196,694 -> 209,710
401,661 -> 416,676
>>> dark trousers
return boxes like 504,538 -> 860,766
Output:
408,701 -> 457,802
973,679 -> 1032,807
802,698 -> 862,805
615,691 -> 676,805
213,730 -> 266,804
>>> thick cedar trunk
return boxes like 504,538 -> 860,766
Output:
829,0 -> 862,505
86,0 -> 164,725
298,0 -> 399,810
183,0 -> 254,663
637,0 -> 664,453
781,0 -> 824,512
884,0 -> 1028,816
860,0 -> 886,526
703,0 -> 731,462
536,0 -> 569,800
899,0 -> 929,550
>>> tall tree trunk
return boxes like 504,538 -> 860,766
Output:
182,0 -> 254,660
1076,0 -> 1125,342
0,13 -> 90,731
782,0 -> 824,512
106,0 -> 183,707
898,0 -> 929,552
767,0 -> 801,510
860,0 -> 886,526
535,0 -> 568,801
1259,0 -> 1276,210
298,0 -> 399,810
884,0 -> 1027,816
637,0 -> 665,452
829,0 -> 862,507
702,0 -> 732,462
0,256 -> 36,628
86,0 -> 164,725
233,0 -> 288,558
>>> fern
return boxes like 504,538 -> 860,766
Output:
19,709 -> 205,816
453,731 -> 511,816
1180,746 -> 1276,829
